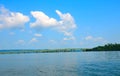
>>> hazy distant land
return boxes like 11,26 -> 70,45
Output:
0,48 -> 82,54
0,43 -> 120,54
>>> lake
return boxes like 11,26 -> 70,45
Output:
0,51 -> 120,76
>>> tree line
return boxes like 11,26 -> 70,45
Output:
85,43 -> 120,51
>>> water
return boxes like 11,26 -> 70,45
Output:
0,51 -> 120,76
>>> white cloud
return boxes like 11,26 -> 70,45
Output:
9,32 -> 15,35
64,32 -> 72,36
85,36 -> 108,42
63,36 -> 75,41
34,33 -> 42,37
30,11 -> 58,28
0,6 -> 29,29
85,36 -> 93,40
20,29 -> 25,32
56,10 -> 76,32
78,36 -> 108,48
30,10 -> 77,40
55,10 -> 76,39
30,38 -> 38,43
16,40 -> 25,45
49,40 -> 56,44
94,37 -> 104,42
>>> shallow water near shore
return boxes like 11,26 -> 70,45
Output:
0,51 -> 120,76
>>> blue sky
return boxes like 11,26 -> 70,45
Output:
0,0 -> 120,49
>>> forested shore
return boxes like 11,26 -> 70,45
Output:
84,43 -> 120,51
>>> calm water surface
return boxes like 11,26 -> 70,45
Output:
0,51 -> 120,76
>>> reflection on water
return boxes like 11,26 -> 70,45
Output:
0,51 -> 120,76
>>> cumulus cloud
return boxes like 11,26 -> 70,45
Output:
9,32 -> 15,35
16,40 -> 25,45
56,10 -> 76,33
30,11 -> 58,28
63,36 -> 75,41
85,36 -> 93,40
49,40 -> 56,44
30,10 -> 77,40
0,6 -> 29,29
34,33 -> 42,37
85,36 -> 107,42
30,38 -> 38,43
79,36 -> 108,48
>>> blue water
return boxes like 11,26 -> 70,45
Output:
0,51 -> 120,76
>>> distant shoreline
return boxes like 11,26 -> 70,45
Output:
0,43 -> 120,54
0,48 -> 82,54
0,50 -> 120,54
